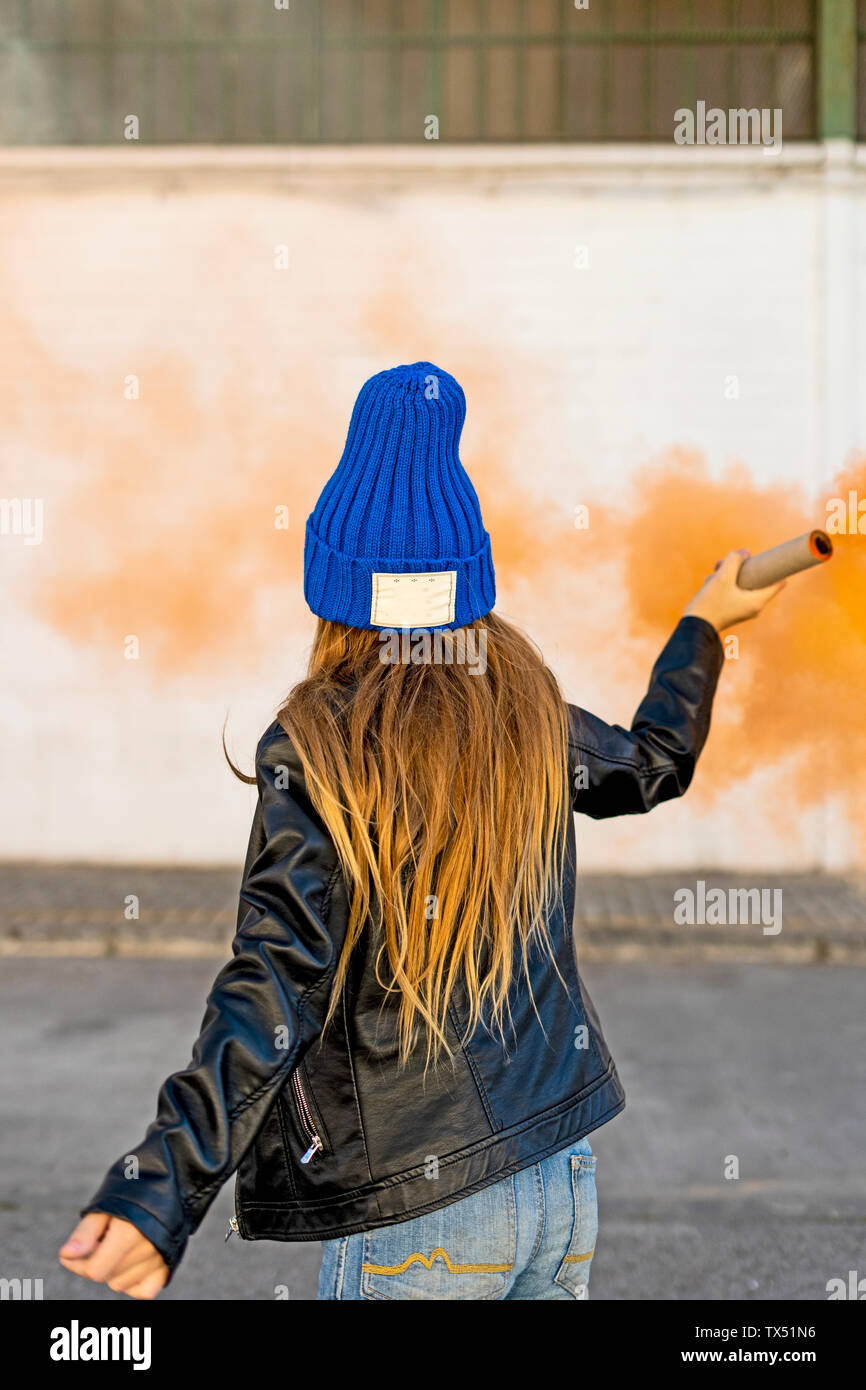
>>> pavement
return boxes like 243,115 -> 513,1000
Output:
2,954 -> 864,1302
3,862 -> 866,964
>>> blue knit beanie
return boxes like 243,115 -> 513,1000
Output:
304,362 -> 496,630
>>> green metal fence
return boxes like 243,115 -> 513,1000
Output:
0,0 -> 859,144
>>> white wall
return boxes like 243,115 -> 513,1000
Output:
1,144 -> 863,868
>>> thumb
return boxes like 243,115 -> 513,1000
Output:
723,546 -> 750,569
713,547 -> 750,581
60,1212 -> 110,1259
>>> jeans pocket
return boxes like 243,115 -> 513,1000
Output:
360,1177 -> 518,1301
553,1151 -> 598,1300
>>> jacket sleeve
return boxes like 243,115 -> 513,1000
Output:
80,721 -> 343,1273
568,615 -> 724,819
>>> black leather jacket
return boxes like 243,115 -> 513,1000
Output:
83,616 -> 723,1272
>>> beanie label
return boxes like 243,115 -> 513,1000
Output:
370,570 -> 457,628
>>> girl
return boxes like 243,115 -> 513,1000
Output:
60,362 -> 784,1300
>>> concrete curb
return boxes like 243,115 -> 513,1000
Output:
2,864 -> 865,964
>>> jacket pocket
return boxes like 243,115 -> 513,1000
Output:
360,1176 -> 518,1301
287,1065 -> 331,1165
553,1150 -> 598,1300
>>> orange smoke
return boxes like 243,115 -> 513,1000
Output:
615,451 -> 866,826
9,255 -> 864,832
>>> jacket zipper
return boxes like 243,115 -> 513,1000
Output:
225,1068 -> 323,1241
291,1069 -> 324,1164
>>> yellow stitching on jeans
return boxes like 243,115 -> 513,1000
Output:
362,1247 -> 513,1276
562,1249 -> 595,1263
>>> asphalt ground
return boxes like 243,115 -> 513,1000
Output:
2,955 -> 863,1301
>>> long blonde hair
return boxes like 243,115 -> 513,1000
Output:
239,612 -> 570,1068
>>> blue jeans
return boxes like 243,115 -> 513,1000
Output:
317,1136 -> 598,1300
